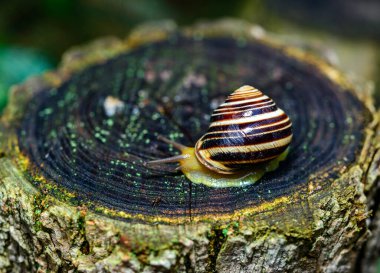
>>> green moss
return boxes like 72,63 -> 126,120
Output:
32,193 -> 49,231
222,228 -> 228,237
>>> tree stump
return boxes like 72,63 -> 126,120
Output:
0,20 -> 379,273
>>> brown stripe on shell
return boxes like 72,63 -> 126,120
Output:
194,144 -> 290,174
207,113 -> 289,133
224,93 -> 262,103
213,101 -> 275,115
210,105 -> 278,122
199,127 -> 292,150
215,98 -> 272,112
209,144 -> 289,163
203,119 -> 292,139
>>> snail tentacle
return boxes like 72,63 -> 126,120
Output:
157,135 -> 188,150
146,136 -> 194,171
147,154 -> 189,165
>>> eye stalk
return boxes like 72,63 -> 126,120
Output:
146,135 -> 205,172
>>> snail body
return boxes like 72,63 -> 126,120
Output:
148,85 -> 292,187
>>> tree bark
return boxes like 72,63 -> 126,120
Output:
0,20 -> 379,273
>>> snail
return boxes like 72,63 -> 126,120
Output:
147,85 -> 292,187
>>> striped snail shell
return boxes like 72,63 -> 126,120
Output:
194,85 -> 292,174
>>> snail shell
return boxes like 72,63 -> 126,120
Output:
195,85 -> 292,174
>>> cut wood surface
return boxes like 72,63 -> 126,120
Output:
0,20 -> 379,273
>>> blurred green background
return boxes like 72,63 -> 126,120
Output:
0,0 -> 379,112
0,0 -> 379,271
